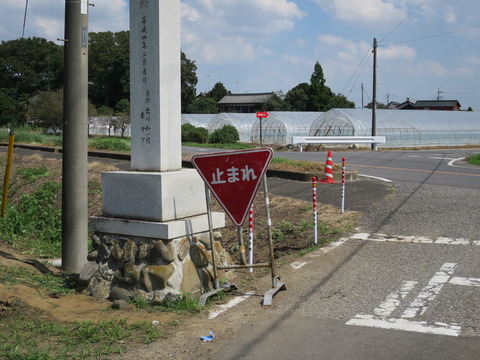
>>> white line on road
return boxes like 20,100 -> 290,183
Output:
358,174 -> 392,182
374,281 -> 418,318
402,263 -> 457,318
290,261 -> 308,270
208,292 -> 255,319
346,315 -> 461,337
351,233 -> 478,245
347,262 -> 462,337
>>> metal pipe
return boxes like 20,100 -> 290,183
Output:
205,184 -> 219,289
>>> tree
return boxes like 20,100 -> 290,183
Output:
308,62 -> 333,111
0,89 -> 17,126
264,91 -> 290,111
284,62 -> 355,112
285,83 -> 309,111
185,96 -> 218,114
0,37 -> 64,97
181,51 -> 198,113
328,93 -> 355,109
88,31 -> 130,109
30,89 -> 64,131
206,82 -> 229,103
113,98 -> 131,137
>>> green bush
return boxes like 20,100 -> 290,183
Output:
209,125 -> 239,144
181,123 -> 209,143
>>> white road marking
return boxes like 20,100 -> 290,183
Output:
358,174 -> 392,182
429,157 -> 457,160
291,261 -> 307,270
347,263 -> 462,337
374,281 -> 418,318
450,277 -> 480,287
402,263 -> 456,318
351,233 -> 480,246
346,315 -> 461,337
208,292 -> 255,319
447,157 -> 468,168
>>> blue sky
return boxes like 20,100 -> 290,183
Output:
1,0 -> 480,110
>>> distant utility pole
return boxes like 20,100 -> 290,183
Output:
437,88 -> 443,101
371,38 -> 377,151
361,83 -> 364,108
62,0 -> 89,273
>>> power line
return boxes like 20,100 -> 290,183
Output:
340,45 -> 372,96
380,24 -> 480,47
22,0 -> 29,39
341,0 -> 428,99
378,0 -> 429,45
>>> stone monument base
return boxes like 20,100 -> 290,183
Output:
80,230 -> 234,303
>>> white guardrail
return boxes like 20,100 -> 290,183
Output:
291,136 -> 386,152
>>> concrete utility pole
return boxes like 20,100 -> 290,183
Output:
62,0 -> 89,273
371,38 -> 377,151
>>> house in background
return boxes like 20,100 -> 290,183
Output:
388,98 -> 415,110
413,100 -> 461,111
218,92 -> 276,113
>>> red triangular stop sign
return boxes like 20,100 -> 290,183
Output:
192,148 -> 273,227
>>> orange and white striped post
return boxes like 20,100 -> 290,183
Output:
248,204 -> 254,272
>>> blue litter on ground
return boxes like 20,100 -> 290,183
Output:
200,331 -> 215,342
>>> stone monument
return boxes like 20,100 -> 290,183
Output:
84,0 -> 231,302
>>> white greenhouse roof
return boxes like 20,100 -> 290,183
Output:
251,112 -> 323,144
181,114 -> 216,129
208,113 -> 259,142
310,109 -> 480,147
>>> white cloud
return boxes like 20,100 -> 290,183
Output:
379,44 -> 416,60
35,17 -> 63,40
311,0 -> 407,28
181,0 -> 305,65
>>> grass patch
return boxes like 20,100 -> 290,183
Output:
1,180 -> 62,258
88,137 -> 131,151
0,266 -> 75,296
466,153 -> 480,166
270,157 -> 335,173
0,315 -> 163,360
0,128 -> 62,147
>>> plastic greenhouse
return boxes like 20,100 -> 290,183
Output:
208,113 -> 258,142
181,114 -> 216,129
309,109 -> 480,148
251,112 -> 323,144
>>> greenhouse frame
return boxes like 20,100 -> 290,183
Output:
251,112 -> 323,144
309,109 -> 480,148
181,114 -> 216,129
208,113 -> 258,143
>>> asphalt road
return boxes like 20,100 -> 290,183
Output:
184,147 -> 480,359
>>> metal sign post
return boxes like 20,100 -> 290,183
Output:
256,112 -> 268,146
193,148 -> 286,306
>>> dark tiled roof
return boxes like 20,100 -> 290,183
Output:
218,92 -> 275,104
414,100 -> 461,108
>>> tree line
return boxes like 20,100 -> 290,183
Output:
0,31 -> 355,132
